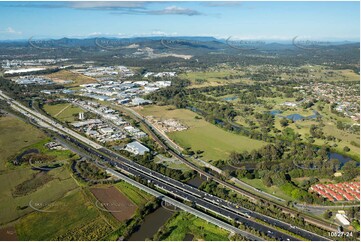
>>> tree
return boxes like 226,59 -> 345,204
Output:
343,146 -> 350,152
262,175 -> 273,187
280,118 -> 289,127
323,210 -> 332,219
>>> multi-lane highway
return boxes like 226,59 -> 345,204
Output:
121,105 -> 339,233
0,90 -> 331,241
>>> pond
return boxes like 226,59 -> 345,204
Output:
329,152 -> 353,167
282,111 -> 321,121
127,207 -> 174,241
269,110 -> 283,116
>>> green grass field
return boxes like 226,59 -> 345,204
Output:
136,105 -> 266,161
15,188 -> 111,240
179,69 -> 246,88
0,115 -> 46,170
0,167 -> 79,225
154,211 -> 230,241
238,178 -> 295,202
115,181 -> 154,207
43,103 -> 84,123
26,138 -> 76,161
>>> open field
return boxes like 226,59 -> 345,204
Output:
0,166 -> 79,225
46,70 -> 98,87
0,226 -> 18,241
90,186 -> 137,222
154,155 -> 191,171
154,211 -> 230,241
299,65 -> 359,82
278,65 -> 359,82
25,138 -> 75,161
15,188 -> 112,240
0,115 -> 46,170
43,103 -> 84,123
135,105 -> 266,161
238,178 -> 295,202
114,181 -> 154,207
179,69 -> 245,88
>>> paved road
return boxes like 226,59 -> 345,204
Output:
122,105 -> 339,233
105,168 -> 262,240
64,132 -> 332,241
1,90 -> 331,241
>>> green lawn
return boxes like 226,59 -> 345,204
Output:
0,115 -> 46,170
43,103 -> 84,123
237,178 -> 295,202
154,211 -> 230,241
137,105 -> 266,161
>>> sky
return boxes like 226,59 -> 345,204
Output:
0,1 -> 359,41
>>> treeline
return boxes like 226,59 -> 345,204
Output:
0,77 -> 63,102
74,159 -> 109,181
219,143 -> 359,203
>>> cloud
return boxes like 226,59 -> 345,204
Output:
111,6 -> 203,16
6,2 -> 203,16
0,27 -> 22,35
203,2 -> 242,7
69,1 -> 147,10
6,1 -> 147,10
147,6 -> 203,16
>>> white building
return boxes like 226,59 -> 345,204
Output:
125,141 -> 150,155
99,127 -> 114,135
335,213 -> 350,226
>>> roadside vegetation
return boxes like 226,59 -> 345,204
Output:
153,211 -> 231,241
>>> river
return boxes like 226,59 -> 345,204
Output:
127,207 -> 174,241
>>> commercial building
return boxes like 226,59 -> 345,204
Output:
125,141 -> 150,155
335,213 -> 350,226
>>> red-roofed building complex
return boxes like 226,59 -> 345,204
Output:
310,182 -> 360,202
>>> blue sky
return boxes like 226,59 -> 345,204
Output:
0,1 -> 359,41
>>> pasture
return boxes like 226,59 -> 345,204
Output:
0,115 -> 46,169
136,105 -> 266,161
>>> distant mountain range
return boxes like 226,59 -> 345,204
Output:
0,36 -> 358,45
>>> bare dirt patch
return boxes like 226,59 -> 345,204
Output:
0,226 -> 18,241
90,186 -> 137,222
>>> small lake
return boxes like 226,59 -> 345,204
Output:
329,152 -> 353,166
127,207 -> 174,241
269,110 -> 283,116
270,110 -> 321,121
285,113 -> 305,121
